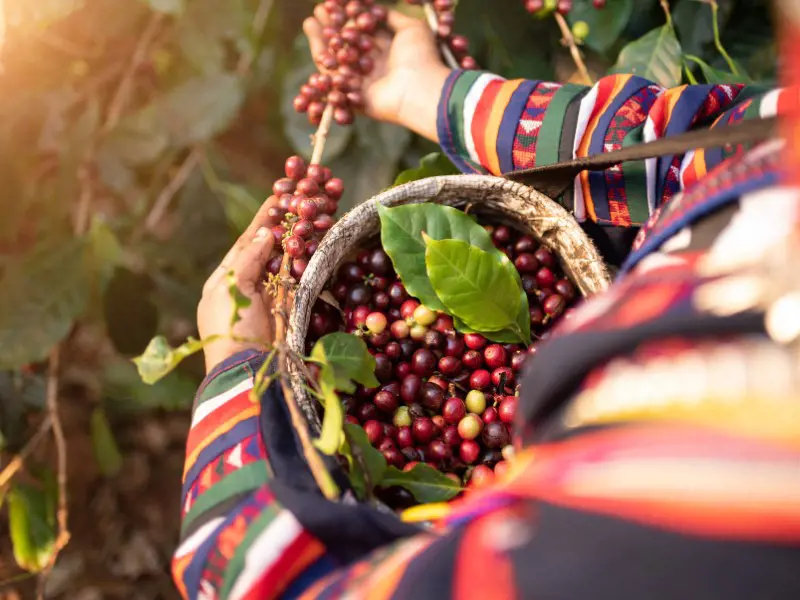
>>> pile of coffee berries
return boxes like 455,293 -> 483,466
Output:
524,0 -> 605,15
294,0 -> 389,126
407,0 -> 478,70
265,155 -> 344,281
307,223 -> 576,492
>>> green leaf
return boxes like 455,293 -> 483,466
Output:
102,357 -> 196,412
217,183 -> 261,235
609,25 -> 683,87
0,238 -> 91,369
378,203 -> 500,312
453,287 -> 531,345
143,0 -> 184,15
566,0 -> 634,54
90,407 -> 123,477
175,0 -> 247,74
424,237 -> 523,337
313,361 -> 344,456
88,219 -> 124,289
225,271 -> 252,328
310,333 -> 378,393
393,153 -> 459,186
381,464 -> 461,503
684,54 -> 750,84
8,478 -> 57,573
133,335 -> 211,384
342,422 -> 387,498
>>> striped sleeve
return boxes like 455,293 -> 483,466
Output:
172,351 -> 330,600
436,71 -> 776,228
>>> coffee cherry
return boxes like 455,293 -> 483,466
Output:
374,353 -> 393,382
420,382 -> 445,411
285,155 -> 307,179
390,320 -> 410,339
593,0 -> 606,7
502,445 -> 515,462
470,464 -> 494,488
460,56 -> 478,70
535,267 -> 556,288
314,214 -> 335,231
511,351 -> 527,372
556,0 -> 573,14
464,333 -> 487,350
400,374 -> 422,404
458,414 -> 483,440
373,291 -> 390,310
394,407 -> 412,428
396,425 -> 414,447
348,283 -> 372,306
285,235 -> 306,258
442,425 -> 461,447
410,349 -> 435,378
482,422 -> 510,449
428,439 -> 451,463
459,439 -> 481,464
530,305 -> 545,326
382,448 -> 405,469
465,390 -> 487,414
482,407 -> 499,424
498,396 -> 517,424
388,282 -> 408,305
450,35 -> 469,54
368,248 -> 392,276
462,350 -> 483,370
572,20 -> 590,41
492,367 -> 515,388
374,390 -> 399,413
554,279 -> 575,301
297,198 -> 319,221
444,336 -> 465,357
543,293 -> 566,318
424,330 -> 444,350
364,419 -> 384,445
514,253 -> 539,273
442,397 -> 466,424
385,342 -> 401,360
470,369 -> 491,390
395,362 -> 412,379
401,299 -> 420,319
398,339 -> 416,360
409,324 -> 428,342
412,417 -> 436,444
438,356 -> 462,376
413,305 -> 437,326
365,312 -> 387,334
483,344 -> 507,369
534,247 -> 555,268
352,305 -> 371,328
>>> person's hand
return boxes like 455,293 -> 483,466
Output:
197,198 -> 277,373
303,8 -> 451,142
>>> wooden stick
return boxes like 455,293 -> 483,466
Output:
422,2 -> 460,69
554,12 -> 593,86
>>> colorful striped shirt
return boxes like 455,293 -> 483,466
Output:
436,70 -> 782,227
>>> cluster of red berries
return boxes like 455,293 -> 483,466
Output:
306,225 -> 576,491
294,0 -> 389,126
524,0 -> 605,14
265,156 -> 345,280
407,0 -> 478,70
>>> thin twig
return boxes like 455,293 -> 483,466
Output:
422,2 -> 460,69
0,415 -> 53,491
554,12 -> 593,86
142,147 -> 202,235
311,105 -> 335,166
37,348 -> 70,598
103,13 -> 165,134
659,0 -> 673,28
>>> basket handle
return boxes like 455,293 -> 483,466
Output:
505,116 -> 778,198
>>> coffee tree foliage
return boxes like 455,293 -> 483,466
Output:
0,0 -> 775,575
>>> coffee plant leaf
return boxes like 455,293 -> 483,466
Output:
343,422 -> 387,498
378,203 -> 500,312
312,360 -> 344,456
684,54 -> 750,84
8,476 -> 58,573
381,464 -> 461,503
453,287 -> 531,345
133,335 -> 210,384
393,153 -> 459,186
103,357 -> 196,412
217,182 -> 261,235
175,0 -> 246,73
610,24 -> 683,88
311,332 -> 379,394
567,0 -> 633,54
0,238 -> 91,369
90,407 -> 123,477
424,236 -> 523,337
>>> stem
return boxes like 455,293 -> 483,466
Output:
311,104 -> 335,166
659,0 -> 673,29
683,61 -> 698,85
553,12 -> 593,86
141,147 -> 202,236
422,2 -> 460,69
710,1 -> 739,76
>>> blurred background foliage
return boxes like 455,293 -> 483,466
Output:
0,0 -> 776,596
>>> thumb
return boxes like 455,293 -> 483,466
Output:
230,226 -> 275,295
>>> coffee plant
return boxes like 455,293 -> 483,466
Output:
0,0 -> 776,592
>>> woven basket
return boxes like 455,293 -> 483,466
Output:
287,174 -> 612,434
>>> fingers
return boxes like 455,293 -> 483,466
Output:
303,15 -> 327,60
312,3 -> 331,25
229,226 -> 275,295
